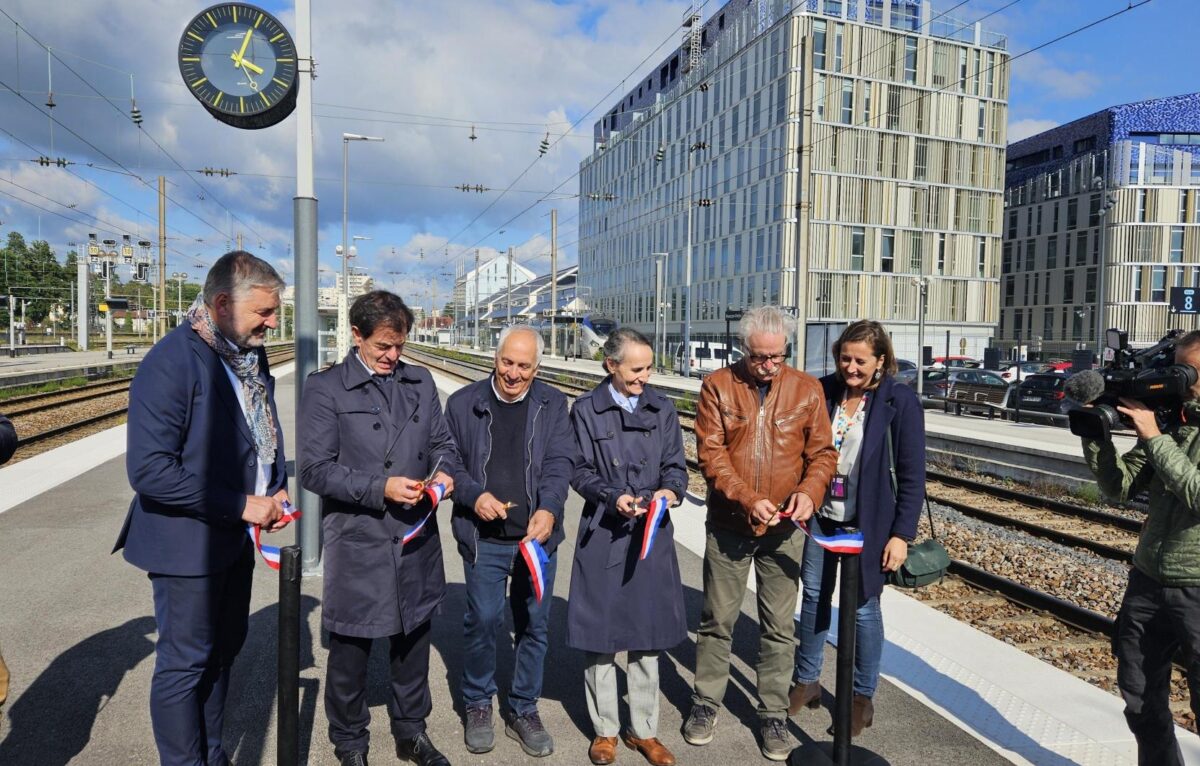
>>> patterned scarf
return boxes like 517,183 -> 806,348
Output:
188,297 -> 277,466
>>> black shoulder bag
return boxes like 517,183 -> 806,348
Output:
884,424 -> 950,588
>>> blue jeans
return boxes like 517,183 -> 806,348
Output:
794,518 -> 883,698
461,540 -> 557,716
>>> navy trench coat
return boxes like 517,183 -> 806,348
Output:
819,373 -> 925,601
566,380 -> 689,654
298,353 -> 460,638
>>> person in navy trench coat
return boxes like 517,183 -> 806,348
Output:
788,320 -> 925,739
568,328 -> 688,766
298,291 -> 458,766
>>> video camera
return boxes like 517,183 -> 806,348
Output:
1066,329 -> 1198,439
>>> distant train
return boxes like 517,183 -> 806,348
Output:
531,314 -> 617,359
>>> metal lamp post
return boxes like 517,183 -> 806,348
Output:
172,272 -> 188,326
1092,174 -> 1119,361
340,133 -> 384,359
913,276 -> 929,400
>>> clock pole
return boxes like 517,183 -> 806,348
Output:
293,0 -> 322,576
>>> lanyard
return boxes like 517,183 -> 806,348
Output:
832,390 -> 868,453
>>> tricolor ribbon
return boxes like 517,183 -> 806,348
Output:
520,538 -> 550,604
795,518 -> 864,555
638,496 -> 670,560
402,482 -> 448,545
247,500 -> 303,570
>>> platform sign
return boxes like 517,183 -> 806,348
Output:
1170,287 -> 1200,314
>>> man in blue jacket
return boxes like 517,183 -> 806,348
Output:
445,325 -> 576,758
114,251 -> 292,765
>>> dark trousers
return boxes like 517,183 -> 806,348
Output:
1114,567 -> 1200,766
325,621 -> 433,758
461,540 -> 557,716
148,542 -> 253,766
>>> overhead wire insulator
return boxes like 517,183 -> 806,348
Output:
539,132 -> 550,156
654,144 -> 665,163
130,98 -> 143,126
469,124 -> 477,141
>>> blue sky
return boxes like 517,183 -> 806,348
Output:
0,0 -> 1194,308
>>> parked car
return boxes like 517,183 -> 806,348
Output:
1044,359 -> 1079,373
930,355 -> 982,369
896,368 -> 1012,410
1013,372 -> 1071,422
896,359 -> 917,372
998,361 -> 1052,383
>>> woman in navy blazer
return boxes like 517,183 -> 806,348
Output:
787,320 -> 925,737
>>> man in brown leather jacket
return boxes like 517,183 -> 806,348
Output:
682,306 -> 836,762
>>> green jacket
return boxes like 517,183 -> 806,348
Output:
1083,400 -> 1200,586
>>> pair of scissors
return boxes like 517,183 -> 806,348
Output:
415,455 -> 444,491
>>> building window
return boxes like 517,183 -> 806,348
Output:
977,237 -> 987,278
1052,203 -> 1060,232
833,23 -> 844,72
851,227 -> 865,270
1064,271 -> 1075,303
862,82 -> 872,124
813,20 -> 826,70
1007,209 -> 1018,239
958,49 -> 968,92
1047,236 -> 1057,270
1085,268 -> 1097,302
841,81 -> 854,125
1172,226 -> 1185,263
1136,189 -> 1147,222
882,229 -> 895,273
886,86 -> 900,130
1181,190 -> 1191,223
1005,275 -> 1014,306
910,231 -> 923,272
936,233 -> 946,274
1067,198 -> 1078,229
904,37 -> 918,84
1002,241 -> 1012,272
914,138 -> 928,181
815,75 -> 826,120
1152,266 -> 1166,302
1074,136 -> 1096,154
1132,267 -> 1143,301
1089,193 -> 1101,227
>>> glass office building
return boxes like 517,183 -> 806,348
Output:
578,0 -> 1009,368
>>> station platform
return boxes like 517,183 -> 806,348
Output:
0,346 -> 148,384
0,361 -> 1193,765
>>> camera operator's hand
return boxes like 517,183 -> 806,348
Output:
1117,397 -> 1162,440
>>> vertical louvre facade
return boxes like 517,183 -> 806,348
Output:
578,0 -> 1009,365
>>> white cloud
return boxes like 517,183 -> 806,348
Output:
1007,118 -> 1059,144
1012,51 -> 1101,101
0,0 -> 682,277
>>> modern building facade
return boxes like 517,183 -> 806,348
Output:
578,0 -> 1010,368
452,254 -> 535,317
999,94 -> 1200,356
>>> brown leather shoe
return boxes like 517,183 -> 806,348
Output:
622,734 -> 676,766
787,681 -> 822,715
589,736 -> 618,765
851,694 -> 874,736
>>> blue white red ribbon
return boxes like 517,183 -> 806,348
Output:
795,519 -> 864,555
402,482 -> 448,545
520,538 -> 550,603
639,496 -> 670,560
247,500 -> 303,570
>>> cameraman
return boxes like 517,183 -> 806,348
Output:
1082,329 -> 1200,765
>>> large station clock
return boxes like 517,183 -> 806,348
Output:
178,3 -> 298,130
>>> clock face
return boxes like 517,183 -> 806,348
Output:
178,3 -> 298,130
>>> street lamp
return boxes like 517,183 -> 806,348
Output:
340,132 -> 385,359
1092,174 -> 1119,361
652,252 -> 667,370
912,276 -> 929,400
172,272 -> 188,326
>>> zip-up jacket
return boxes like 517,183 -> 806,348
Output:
696,361 -> 838,537
1084,399 -> 1200,586
445,376 -> 577,563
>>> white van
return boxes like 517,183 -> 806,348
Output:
673,341 -> 743,378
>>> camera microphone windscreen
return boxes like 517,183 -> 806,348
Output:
1065,369 -> 1106,404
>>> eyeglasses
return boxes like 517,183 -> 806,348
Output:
747,354 -> 787,366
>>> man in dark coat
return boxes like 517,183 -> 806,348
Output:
298,291 -> 457,766
114,251 -> 291,766
0,412 -> 13,713
445,325 -> 576,758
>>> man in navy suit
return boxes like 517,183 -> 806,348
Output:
114,251 -> 292,765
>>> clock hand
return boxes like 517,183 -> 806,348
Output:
231,53 -> 265,75
233,28 -> 253,68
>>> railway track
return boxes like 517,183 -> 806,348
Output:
6,346 -> 295,462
